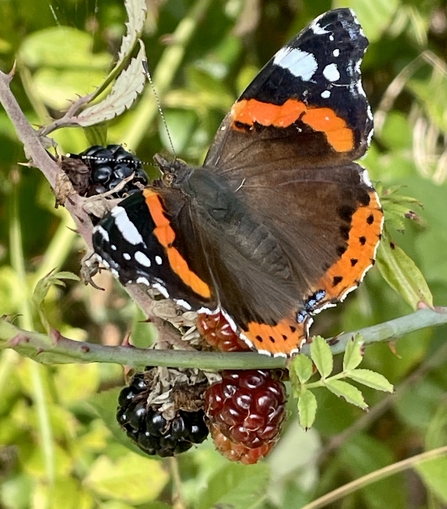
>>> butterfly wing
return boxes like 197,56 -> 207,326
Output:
191,8 -> 383,355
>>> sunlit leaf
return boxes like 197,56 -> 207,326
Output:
343,333 -> 364,372
416,456 -> 447,503
325,380 -> 368,410
78,43 -> 147,126
376,227 -> 433,308
380,185 -> 424,231
32,477 -> 94,509
346,369 -> 394,392
298,390 -> 317,430
310,336 -> 333,379
84,454 -> 168,503
291,353 -> 313,384
197,463 -> 270,509
118,0 -> 147,63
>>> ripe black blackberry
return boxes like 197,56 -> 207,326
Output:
117,368 -> 209,457
205,370 -> 286,461
62,144 -> 148,198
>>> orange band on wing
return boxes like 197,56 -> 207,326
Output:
143,189 -> 211,299
231,98 -> 354,153
232,98 -> 307,128
312,190 -> 383,303
303,108 -> 354,153
242,315 -> 309,357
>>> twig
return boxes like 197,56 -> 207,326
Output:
1,307 -> 447,370
301,445 -> 447,509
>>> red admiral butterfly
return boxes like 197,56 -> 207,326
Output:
92,8 -> 383,357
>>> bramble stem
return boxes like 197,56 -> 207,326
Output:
1,307 -> 447,370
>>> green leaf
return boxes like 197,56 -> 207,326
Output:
347,369 -> 394,393
426,403 -> 447,450
84,453 -> 168,504
20,27 -> 110,69
325,380 -> 368,410
33,477 -> 94,509
197,463 -> 270,509
310,336 -> 333,379
32,271 -> 80,331
380,185 -> 423,232
416,457 -> 447,503
84,124 -> 108,147
291,353 -> 313,384
298,390 -> 317,430
376,227 -> 433,308
343,333 -> 364,371
32,270 -> 80,308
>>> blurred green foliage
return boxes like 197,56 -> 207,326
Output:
1,0 -> 447,508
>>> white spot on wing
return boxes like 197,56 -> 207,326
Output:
174,299 -> 192,311
123,253 -> 131,261
153,282 -> 169,298
310,20 -> 328,35
197,307 -> 218,315
111,206 -> 144,246
321,90 -> 331,99
94,226 -> 110,243
155,256 -> 163,265
333,48 -> 340,57
360,167 -> 373,187
323,63 -> 340,82
135,251 -> 152,267
220,309 -> 239,334
136,277 -> 150,286
273,47 -> 318,81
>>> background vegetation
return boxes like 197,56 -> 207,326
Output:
1,0 -> 447,507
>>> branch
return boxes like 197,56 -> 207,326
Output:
2,307 -> 447,369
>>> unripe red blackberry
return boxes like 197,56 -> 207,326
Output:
205,370 -> 286,455
197,311 -> 250,352
117,368 -> 209,457
62,144 -> 148,198
210,423 -> 276,465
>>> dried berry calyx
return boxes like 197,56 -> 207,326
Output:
205,369 -> 287,462
117,367 -> 210,457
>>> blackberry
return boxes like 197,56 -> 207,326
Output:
62,144 -> 148,198
197,311 -> 250,352
117,368 -> 209,457
205,370 -> 286,456
210,423 -> 276,465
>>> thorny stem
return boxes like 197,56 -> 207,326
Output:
1,307 -> 447,370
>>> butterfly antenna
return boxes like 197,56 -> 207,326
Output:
142,59 -> 176,160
